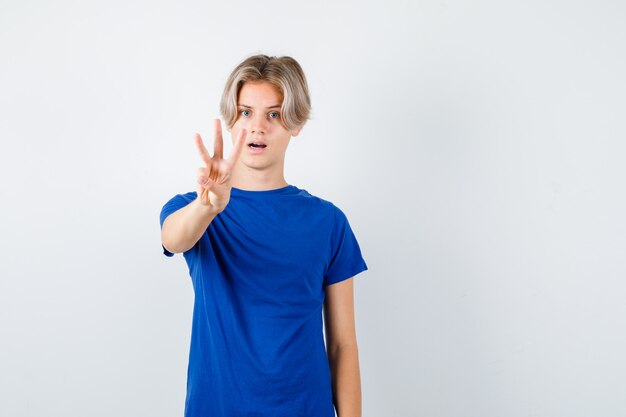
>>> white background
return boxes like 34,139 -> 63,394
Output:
1,1 -> 625,416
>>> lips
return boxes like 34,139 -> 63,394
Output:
247,139 -> 267,148
246,137 -> 268,154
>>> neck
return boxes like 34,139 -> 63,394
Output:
230,161 -> 289,191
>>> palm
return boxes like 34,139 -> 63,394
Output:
195,118 -> 246,212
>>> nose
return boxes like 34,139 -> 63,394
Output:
248,112 -> 270,135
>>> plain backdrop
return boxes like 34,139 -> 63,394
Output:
1,1 -> 625,416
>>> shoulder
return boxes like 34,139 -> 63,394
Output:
161,190 -> 197,210
293,186 -> 346,217
167,191 -> 197,203
292,187 -> 351,234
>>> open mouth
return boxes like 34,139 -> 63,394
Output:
249,143 -> 267,148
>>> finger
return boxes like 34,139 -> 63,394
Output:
197,174 -> 215,191
194,133 -> 212,166
198,177 -> 214,205
197,167 -> 210,185
213,118 -> 224,160
209,160 -> 219,182
198,164 -> 218,183
226,128 -> 247,169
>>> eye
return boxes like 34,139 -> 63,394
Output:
241,109 -> 250,117
269,111 -> 280,119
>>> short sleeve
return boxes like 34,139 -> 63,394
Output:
159,191 -> 197,257
323,206 -> 368,286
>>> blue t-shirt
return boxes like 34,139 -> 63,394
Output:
159,184 -> 368,417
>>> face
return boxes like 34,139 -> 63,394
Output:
228,81 -> 301,171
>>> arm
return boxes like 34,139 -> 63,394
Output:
162,119 -> 247,254
161,198 -> 219,254
323,277 -> 362,417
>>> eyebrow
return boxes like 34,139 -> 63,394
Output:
238,104 -> 281,109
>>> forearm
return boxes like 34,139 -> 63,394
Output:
161,198 -> 219,254
328,345 -> 362,417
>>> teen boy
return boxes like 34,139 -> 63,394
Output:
160,54 -> 368,417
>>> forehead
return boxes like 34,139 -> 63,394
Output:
237,81 -> 283,107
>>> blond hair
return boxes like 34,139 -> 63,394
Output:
219,54 -> 311,132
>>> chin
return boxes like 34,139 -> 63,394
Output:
243,158 -> 272,169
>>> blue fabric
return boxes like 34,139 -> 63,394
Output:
159,184 -> 368,417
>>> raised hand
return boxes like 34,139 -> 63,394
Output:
195,118 -> 246,213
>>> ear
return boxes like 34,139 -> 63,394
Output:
291,127 -> 301,137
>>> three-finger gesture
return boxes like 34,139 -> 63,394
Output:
195,118 -> 246,213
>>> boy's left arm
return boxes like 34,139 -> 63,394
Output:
323,277 -> 362,417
